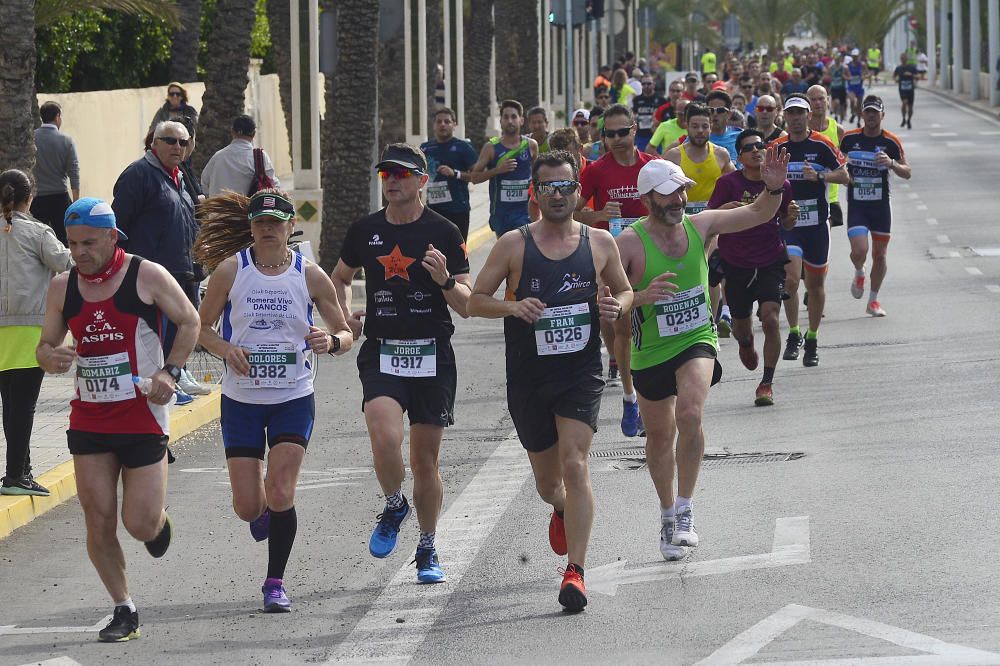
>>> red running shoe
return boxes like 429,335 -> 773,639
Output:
549,510 -> 568,555
558,564 -> 587,612
754,382 -> 774,407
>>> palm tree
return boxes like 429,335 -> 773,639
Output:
378,19 -> 406,150
169,0 -> 201,83
851,0 -> 908,57
0,0 -> 38,174
34,0 -> 180,26
650,0 -> 727,70
267,0 -> 293,158
464,0 -> 494,150
426,0 -> 443,137
732,0 -> 808,57
193,0 -> 257,175
319,0 -> 379,270
494,0 -> 538,108
810,0 -> 854,46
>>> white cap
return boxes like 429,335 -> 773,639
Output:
851,48 -> 860,56
843,55 -> 853,65
783,96 -> 811,111
637,159 -> 695,196
572,108 -> 590,121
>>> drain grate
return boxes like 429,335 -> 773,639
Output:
591,449 -> 805,468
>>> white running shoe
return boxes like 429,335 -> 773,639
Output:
851,272 -> 865,299
672,505 -> 699,547
178,368 -> 212,395
660,517 -> 689,561
866,300 -> 887,317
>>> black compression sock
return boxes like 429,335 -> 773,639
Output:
762,366 -> 775,385
266,506 -> 298,580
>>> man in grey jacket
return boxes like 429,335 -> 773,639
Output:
201,115 -> 279,196
31,102 -> 80,245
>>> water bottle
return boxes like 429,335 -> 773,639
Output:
133,376 -> 177,406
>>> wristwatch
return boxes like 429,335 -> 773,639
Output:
442,276 -> 457,291
327,333 -> 341,356
162,364 -> 182,382
767,187 -> 784,195
817,171 -> 825,183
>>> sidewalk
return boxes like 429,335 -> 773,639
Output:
922,82 -> 1000,119
0,183 -> 496,541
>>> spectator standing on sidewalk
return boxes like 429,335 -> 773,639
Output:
31,102 -> 80,245
148,82 -> 199,136
112,120 -> 206,401
0,169 -> 73,496
201,115 -> 280,197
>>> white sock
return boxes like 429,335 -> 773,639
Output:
869,290 -> 879,302
623,391 -> 637,404
675,496 -> 692,512
116,596 -> 137,613
855,268 -> 865,277
721,305 -> 731,318
660,504 -> 675,520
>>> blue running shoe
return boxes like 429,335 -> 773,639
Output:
250,508 -> 270,542
621,400 -> 641,437
414,547 -> 446,584
262,578 -> 291,613
369,498 -> 411,558
174,388 -> 194,406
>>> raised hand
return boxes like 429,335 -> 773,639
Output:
762,145 -> 791,189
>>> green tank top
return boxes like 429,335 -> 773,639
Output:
817,119 -> 841,203
630,216 -> 718,370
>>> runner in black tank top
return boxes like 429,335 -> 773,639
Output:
468,151 -> 633,614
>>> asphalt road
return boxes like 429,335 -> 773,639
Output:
2,87 -> 1000,666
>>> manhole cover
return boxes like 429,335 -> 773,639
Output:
591,448 -> 805,468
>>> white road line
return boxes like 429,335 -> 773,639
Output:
925,218 -> 938,225
965,267 -> 983,276
936,235 -> 950,244
949,250 -> 961,258
930,132 -> 959,136
979,131 -> 1000,135
906,192 -> 920,199
326,433 -> 529,664
0,615 -> 112,636
17,659 -> 83,666
986,285 -> 1000,293
945,141 -> 976,148
916,204 -> 929,211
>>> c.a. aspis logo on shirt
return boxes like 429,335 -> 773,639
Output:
378,244 -> 417,281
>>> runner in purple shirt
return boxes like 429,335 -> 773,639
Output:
707,129 -> 796,407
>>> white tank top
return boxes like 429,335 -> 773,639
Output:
221,249 -> 314,404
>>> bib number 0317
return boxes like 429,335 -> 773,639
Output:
380,339 -> 437,377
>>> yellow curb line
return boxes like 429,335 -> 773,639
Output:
466,224 -> 494,255
0,387 -> 222,541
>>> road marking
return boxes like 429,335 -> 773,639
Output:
986,285 -> 1000,293
0,615 -> 111,636
325,433 -> 529,664
945,140 -> 976,148
970,247 -> 1000,257
929,132 -> 958,136
587,517 -> 809,596
906,192 -> 919,200
181,466 -> 370,491
935,235 -> 950,244
925,218 -> 938,225
693,603 -> 1000,665
979,131 -> 1000,135
965,267 -> 983,276
17,659 -> 83,666
916,204 -> 928,211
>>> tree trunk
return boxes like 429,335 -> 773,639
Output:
169,0 -> 202,83
426,0 -> 443,137
320,0 -> 379,271
193,0 -> 257,175
0,0 -> 37,175
378,23 -> 406,150
464,0 -> 494,151
266,0 -> 294,160
494,0 -> 538,108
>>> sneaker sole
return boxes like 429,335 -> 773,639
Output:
0,487 -> 50,496
145,515 -> 172,558
98,629 -> 140,642
660,543 -> 689,561
369,507 -> 411,559
558,585 -> 587,613
803,358 -> 819,367
263,603 -> 292,613
417,573 -> 447,584
672,535 -> 699,547
754,396 -> 774,407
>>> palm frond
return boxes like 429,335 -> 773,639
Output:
35,0 -> 181,28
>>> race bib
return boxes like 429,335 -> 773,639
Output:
637,114 -> 654,130
786,162 -> 806,181
534,303 -> 591,355
380,338 -> 437,377
77,352 -> 133,403
685,201 -> 708,215
655,285 -> 710,336
236,342 -> 297,388
609,217 -> 639,237
795,198 -> 821,227
426,180 -> 453,205
847,151 -> 885,171
500,178 -> 530,203
852,176 -> 883,202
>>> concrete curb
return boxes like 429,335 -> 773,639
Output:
0,388 -> 222,540
922,85 -> 1000,120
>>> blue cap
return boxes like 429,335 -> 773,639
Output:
64,198 -> 128,240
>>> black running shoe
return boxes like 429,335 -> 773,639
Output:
0,475 -> 50,496
98,606 -> 140,642
782,332 -> 803,361
144,513 -> 172,558
802,338 -> 819,367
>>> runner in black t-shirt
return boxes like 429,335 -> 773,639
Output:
892,53 -> 918,129
331,143 -> 471,585
631,75 -> 666,152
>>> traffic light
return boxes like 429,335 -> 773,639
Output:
587,0 -> 605,19
549,0 -> 589,26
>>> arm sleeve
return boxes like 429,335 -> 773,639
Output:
65,137 -> 80,191
111,167 -> 143,252
460,142 -> 478,169
445,225 -> 471,276
578,162 -> 597,202
37,225 -> 74,272
707,177 -> 731,209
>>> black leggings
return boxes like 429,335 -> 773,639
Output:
0,367 -> 45,480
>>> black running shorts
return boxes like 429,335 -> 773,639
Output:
723,259 -> 787,320
67,430 -> 168,468
631,343 -> 722,402
507,374 -> 604,453
357,337 -> 457,427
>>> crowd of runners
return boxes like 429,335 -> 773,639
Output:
1,40 -> 919,642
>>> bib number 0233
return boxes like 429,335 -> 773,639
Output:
380,339 -> 437,377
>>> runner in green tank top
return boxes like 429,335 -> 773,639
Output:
615,148 -> 790,562
807,85 -> 846,228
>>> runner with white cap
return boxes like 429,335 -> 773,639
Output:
615,147 -> 790,561
570,108 -> 591,145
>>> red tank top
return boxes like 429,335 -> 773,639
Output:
63,257 -> 169,435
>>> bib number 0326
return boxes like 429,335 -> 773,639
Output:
380,338 -> 437,377
534,303 -> 591,355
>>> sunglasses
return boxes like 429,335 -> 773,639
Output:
168,91 -> 183,97
602,125 -> 634,138
755,105 -> 776,112
669,88 -> 684,93
156,136 -> 190,146
573,120 -> 589,127
378,167 -> 423,180
739,141 -> 766,154
711,107 -> 731,115
534,180 -> 579,197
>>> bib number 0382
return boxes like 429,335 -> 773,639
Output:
236,342 -> 298,388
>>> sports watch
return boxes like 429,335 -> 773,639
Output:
162,364 -> 182,382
